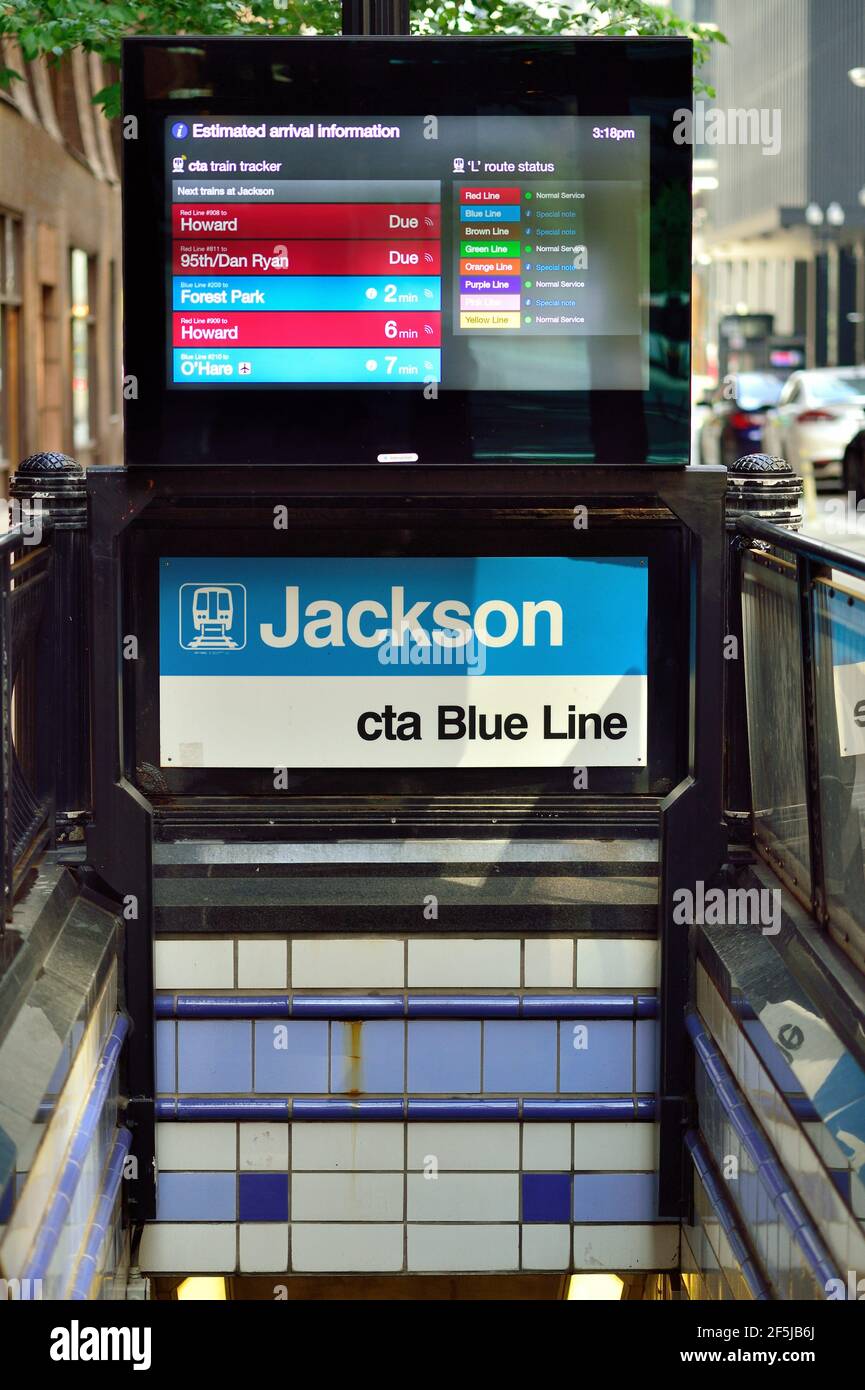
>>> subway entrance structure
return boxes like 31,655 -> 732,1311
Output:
113,30 -> 711,1288
4,17 -> 864,1304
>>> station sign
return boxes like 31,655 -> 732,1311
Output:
159,556 -> 647,769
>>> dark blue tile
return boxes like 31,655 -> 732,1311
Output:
239,1172 -> 288,1222
407,996 -> 519,1018
522,1172 -> 572,1223
293,996 -> 403,1018
293,1099 -> 404,1119
407,1099 -> 518,1119
830,1170 -> 852,1202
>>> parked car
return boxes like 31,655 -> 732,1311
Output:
842,426 -> 865,502
762,368 -> 865,486
697,372 -> 784,468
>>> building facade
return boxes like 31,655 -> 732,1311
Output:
0,41 -> 122,488
676,0 -> 865,376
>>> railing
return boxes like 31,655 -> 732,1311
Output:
0,521 -> 55,927
732,505 -> 865,973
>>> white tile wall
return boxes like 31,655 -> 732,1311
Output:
239,1124 -> 289,1171
139,1222 -> 235,1273
291,1173 -> 404,1222
291,1223 -> 403,1272
292,1123 -> 404,1171
239,1224 -> 289,1273
572,1224 -> 679,1270
576,938 -> 658,989
572,1123 -> 658,1172
291,939 -> 404,988
407,1173 -> 519,1222
407,1123 -> 519,1171
522,1225 -> 571,1270
522,1124 -> 571,1171
237,940 -> 287,989
407,939 -> 520,987
408,1224 -> 519,1272
157,1123 -> 236,1172
524,939 -> 574,987
154,939 -> 234,990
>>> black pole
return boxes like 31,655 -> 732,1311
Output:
341,0 -> 410,34
723,453 -> 803,839
10,452 -> 91,841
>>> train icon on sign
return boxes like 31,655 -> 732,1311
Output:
179,582 -> 247,650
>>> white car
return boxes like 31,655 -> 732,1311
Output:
763,368 -> 865,485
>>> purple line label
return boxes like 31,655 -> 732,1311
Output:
461,276 -> 521,294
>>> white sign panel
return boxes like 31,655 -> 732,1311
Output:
159,556 -> 648,769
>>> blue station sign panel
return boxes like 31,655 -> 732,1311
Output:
158,555 -> 648,768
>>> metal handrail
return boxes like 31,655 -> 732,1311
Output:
737,513 -> 865,578
0,523 -> 56,926
734,505 -> 865,968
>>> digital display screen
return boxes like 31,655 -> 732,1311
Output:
167,116 -> 649,392
124,36 -> 692,467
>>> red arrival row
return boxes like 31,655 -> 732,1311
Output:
173,311 -> 442,348
172,241 -> 442,274
172,203 -> 441,239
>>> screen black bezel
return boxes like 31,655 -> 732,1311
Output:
122,34 -> 693,469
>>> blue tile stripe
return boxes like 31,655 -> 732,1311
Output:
22,1015 -> 129,1287
686,1011 -> 842,1294
68,1127 -> 132,1301
684,1129 -> 771,1301
155,1096 -> 657,1121
155,993 -> 659,1020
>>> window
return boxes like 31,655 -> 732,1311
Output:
69,248 -> 97,453
36,283 -> 62,453
49,59 -> 85,156
109,259 -> 119,417
0,213 -> 23,476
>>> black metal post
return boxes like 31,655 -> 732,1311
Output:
9,452 -> 91,842
341,0 -> 410,34
723,453 -> 803,838
655,467 -> 727,1220
86,468 -> 159,1222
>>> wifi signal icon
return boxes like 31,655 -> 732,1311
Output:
423,288 -> 433,299
424,216 -> 434,228
424,323 -> 435,336
423,252 -> 434,263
